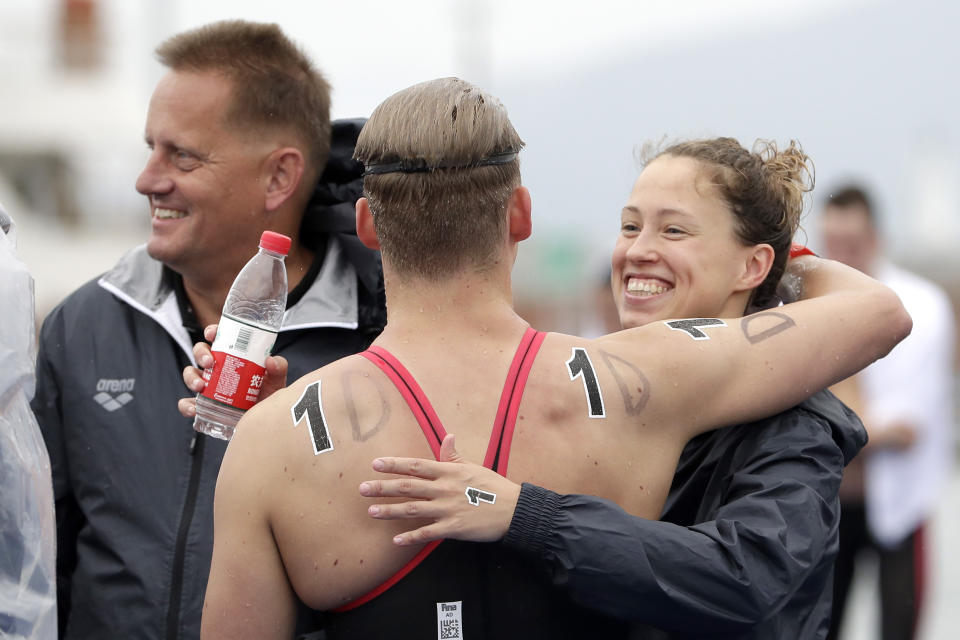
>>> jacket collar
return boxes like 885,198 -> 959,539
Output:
97,239 -> 360,362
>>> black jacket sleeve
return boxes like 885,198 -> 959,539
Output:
31,309 -> 84,637
502,405 -> 851,634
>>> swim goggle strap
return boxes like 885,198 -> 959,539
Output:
363,151 -> 518,176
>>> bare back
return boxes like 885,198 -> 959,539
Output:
218,324 -> 687,614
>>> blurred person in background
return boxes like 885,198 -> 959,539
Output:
821,185 -> 955,640
358,138 -> 876,639
0,203 -> 57,640
30,20 -> 385,640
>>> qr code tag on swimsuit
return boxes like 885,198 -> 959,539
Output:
437,601 -> 463,640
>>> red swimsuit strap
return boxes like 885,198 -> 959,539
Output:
483,327 -> 546,474
361,346 -> 447,457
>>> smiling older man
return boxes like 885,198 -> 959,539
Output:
31,20 -> 385,640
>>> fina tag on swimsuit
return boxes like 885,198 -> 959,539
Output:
465,487 -> 496,506
437,601 -> 464,640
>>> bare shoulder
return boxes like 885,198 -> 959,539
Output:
533,331 -> 659,424
232,353 -> 392,465
221,352 -> 445,610
508,331 -> 683,512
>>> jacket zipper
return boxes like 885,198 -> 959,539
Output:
166,433 -> 206,640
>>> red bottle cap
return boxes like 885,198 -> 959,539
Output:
260,231 -> 291,256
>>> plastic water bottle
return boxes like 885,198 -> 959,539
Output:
193,230 -> 291,440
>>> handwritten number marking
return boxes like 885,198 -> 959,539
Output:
567,348 -> 606,418
291,381 -> 334,456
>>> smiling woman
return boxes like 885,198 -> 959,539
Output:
612,138 -> 814,330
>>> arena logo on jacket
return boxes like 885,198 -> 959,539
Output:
93,378 -> 135,412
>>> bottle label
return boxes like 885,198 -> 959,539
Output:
200,315 -> 278,411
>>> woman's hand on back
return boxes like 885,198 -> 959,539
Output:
360,434 -> 521,545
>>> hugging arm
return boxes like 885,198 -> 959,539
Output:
503,407 -> 849,631
363,408 -> 853,630
363,255 -> 905,542
608,255 -> 911,439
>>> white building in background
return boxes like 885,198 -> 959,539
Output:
0,1 -> 169,225
0,1 -> 167,314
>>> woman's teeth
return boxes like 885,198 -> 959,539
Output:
627,280 -> 667,296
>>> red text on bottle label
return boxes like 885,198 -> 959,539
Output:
200,315 -> 277,410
